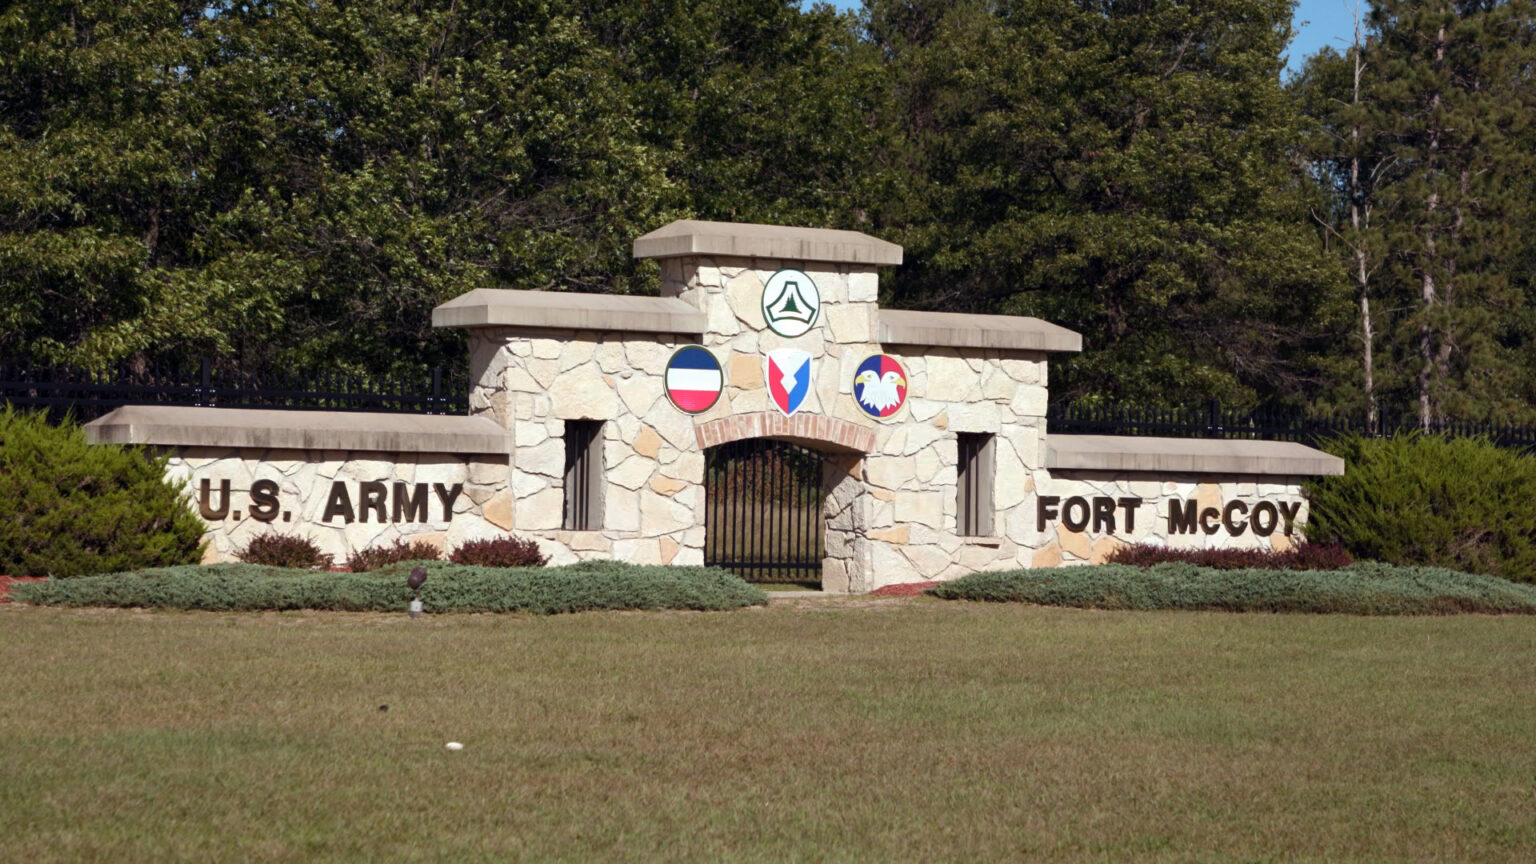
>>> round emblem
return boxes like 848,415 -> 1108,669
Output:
853,354 -> 908,420
664,345 -> 724,414
761,269 -> 821,337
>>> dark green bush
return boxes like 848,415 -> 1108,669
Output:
928,561 -> 1536,615
346,538 -> 441,572
1304,434 -> 1536,582
237,533 -> 334,570
13,560 -> 769,614
0,407 -> 205,577
449,536 -> 547,567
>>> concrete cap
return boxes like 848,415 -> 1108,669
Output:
1047,434 -> 1345,476
879,309 -> 1083,353
633,219 -> 903,266
84,405 -> 511,455
433,288 -> 707,335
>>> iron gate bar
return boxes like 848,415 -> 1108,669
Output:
705,438 -> 823,584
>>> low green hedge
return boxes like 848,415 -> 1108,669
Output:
928,561 -> 1536,615
13,560 -> 768,614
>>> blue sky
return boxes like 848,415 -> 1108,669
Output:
826,1 -> 1359,76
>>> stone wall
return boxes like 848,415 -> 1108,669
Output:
1030,471 -> 1311,567
163,447 -> 511,564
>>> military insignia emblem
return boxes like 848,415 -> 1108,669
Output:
664,345 -> 724,414
765,349 -> 813,416
853,354 -> 908,420
761,269 -> 821,337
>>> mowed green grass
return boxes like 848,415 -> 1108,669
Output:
3,600 -> 1534,862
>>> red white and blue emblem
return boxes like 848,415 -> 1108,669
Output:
766,349 -> 813,416
664,345 -> 724,414
853,354 -> 908,419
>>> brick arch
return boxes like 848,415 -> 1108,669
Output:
694,411 -> 876,455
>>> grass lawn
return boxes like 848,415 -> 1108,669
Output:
3,598 -> 1534,862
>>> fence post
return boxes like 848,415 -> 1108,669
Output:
197,357 -> 211,407
431,367 -> 443,414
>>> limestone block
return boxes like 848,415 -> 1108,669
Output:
551,366 -> 617,419
915,448 -> 942,484
826,304 -> 873,343
512,470 -> 548,499
1090,536 -> 1124,565
660,451 -> 704,483
618,375 -> 659,417
633,426 -> 663,459
648,407 -> 697,451
509,340 -> 532,357
520,438 -> 565,478
981,367 -> 1018,400
649,474 -> 688,496
865,455 -> 914,492
871,542 -> 912,582
532,339 -> 562,360
707,298 -> 741,337
639,490 -> 691,536
893,491 -> 944,529
1032,543 -> 1063,568
608,456 -> 654,491
1270,532 -> 1297,553
1000,358 -> 1041,385
675,547 -> 705,566
902,424 -> 948,456
848,271 -> 879,303
613,538 -> 663,566
659,536 -> 680,564
467,459 -> 509,487
1059,528 -> 1092,560
869,525 -> 909,544
1010,386 -> 1048,418
558,340 -> 596,372
520,487 -> 564,531
730,352 -> 764,390
1196,482 -> 1223,516
903,543 -> 952,578
906,397 -> 945,423
824,529 -> 851,559
626,341 -> 674,375
604,486 -> 640,533
725,271 -> 767,330
947,402 -> 1000,433
527,359 -> 561,389
572,532 -> 613,553
596,341 -> 626,374
727,329 -> 761,354
483,491 -> 514,530
925,354 -> 981,401
822,557 -> 850,593
994,439 -> 1030,510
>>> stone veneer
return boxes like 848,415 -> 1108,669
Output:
162,447 -> 511,564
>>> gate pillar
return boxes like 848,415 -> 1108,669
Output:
822,454 -> 871,593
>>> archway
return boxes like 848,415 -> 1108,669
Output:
704,439 -> 824,586
697,413 -> 874,592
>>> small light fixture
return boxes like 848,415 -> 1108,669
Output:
407,565 -> 427,618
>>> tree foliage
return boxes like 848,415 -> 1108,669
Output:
1,0 -> 1533,422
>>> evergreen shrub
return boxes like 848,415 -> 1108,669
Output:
928,562 -> 1536,615
0,407 -> 205,577
13,560 -> 768,614
1304,434 -> 1536,582
346,538 -> 441,572
1106,542 -> 1353,570
449,536 -> 547,568
237,534 -> 334,570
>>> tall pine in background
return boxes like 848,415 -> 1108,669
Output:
1367,0 -> 1536,424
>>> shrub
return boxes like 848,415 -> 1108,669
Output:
928,562 -> 1536,615
0,407 -> 205,577
237,534 -> 334,570
1304,434 -> 1536,582
13,560 -> 769,614
1105,542 -> 1353,571
449,536 -> 547,568
346,538 -> 442,572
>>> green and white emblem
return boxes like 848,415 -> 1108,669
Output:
761,269 -> 821,337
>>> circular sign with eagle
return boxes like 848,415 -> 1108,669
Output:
853,354 -> 908,420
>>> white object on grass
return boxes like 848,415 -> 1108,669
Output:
445,741 -> 464,751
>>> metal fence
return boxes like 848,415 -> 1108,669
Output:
1,358 -> 469,421
1047,401 -> 1536,450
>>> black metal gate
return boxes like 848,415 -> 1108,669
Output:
705,439 -> 824,585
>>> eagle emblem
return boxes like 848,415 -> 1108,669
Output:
853,354 -> 908,419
